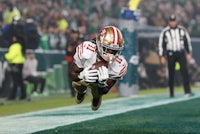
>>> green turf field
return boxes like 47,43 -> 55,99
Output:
0,87 -> 200,134
0,86 -> 186,116
33,97 -> 200,134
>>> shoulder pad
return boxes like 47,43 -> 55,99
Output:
109,56 -> 128,79
76,41 -> 96,60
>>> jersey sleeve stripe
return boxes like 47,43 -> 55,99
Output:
119,65 -> 127,77
120,64 -> 126,72
119,69 -> 127,78
112,26 -> 118,45
77,46 -> 81,59
77,43 -> 84,59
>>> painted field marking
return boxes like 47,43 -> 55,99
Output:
0,90 -> 199,134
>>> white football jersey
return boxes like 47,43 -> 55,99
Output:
73,41 -> 128,80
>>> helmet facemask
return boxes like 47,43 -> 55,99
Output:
96,34 -> 123,63
96,26 -> 124,63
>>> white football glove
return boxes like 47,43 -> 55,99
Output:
78,66 -> 98,83
98,66 -> 109,83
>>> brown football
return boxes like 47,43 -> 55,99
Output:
90,61 -> 108,70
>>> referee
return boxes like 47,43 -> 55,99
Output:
158,14 -> 193,98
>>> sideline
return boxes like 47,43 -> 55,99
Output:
0,91 -> 199,134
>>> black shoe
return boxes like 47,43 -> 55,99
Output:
75,92 -> 86,104
91,96 -> 102,111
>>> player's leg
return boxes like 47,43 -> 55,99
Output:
178,52 -> 192,95
25,76 -> 37,93
72,81 -> 89,104
167,53 -> 176,97
90,83 -> 102,111
34,76 -> 46,93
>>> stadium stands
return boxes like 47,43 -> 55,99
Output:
0,0 -> 200,92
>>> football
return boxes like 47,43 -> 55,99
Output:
90,61 -> 108,70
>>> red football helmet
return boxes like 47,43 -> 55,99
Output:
96,26 -> 124,63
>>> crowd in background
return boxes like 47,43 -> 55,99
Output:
0,0 -> 199,50
139,0 -> 200,37
0,0 -> 129,50
0,0 -> 200,91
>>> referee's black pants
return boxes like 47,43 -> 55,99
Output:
167,51 -> 191,97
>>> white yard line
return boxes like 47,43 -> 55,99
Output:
0,91 -> 199,134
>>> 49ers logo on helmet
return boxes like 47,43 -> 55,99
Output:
100,29 -> 106,37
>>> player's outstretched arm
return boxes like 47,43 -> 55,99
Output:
97,66 -> 116,95
70,62 -> 98,83
69,62 -> 83,82
98,79 -> 117,95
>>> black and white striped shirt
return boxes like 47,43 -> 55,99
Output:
158,25 -> 192,56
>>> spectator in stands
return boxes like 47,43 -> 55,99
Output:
56,11 -> 68,50
24,11 -> 40,49
57,11 -> 69,33
3,2 -> 21,24
189,15 -> 200,37
0,0 -> 199,49
0,4 -> 4,28
48,26 -> 59,50
23,50 -> 46,96
65,29 -> 80,97
138,0 -> 200,37
39,26 -> 49,50
4,26 -> 27,100
0,16 -> 23,48
153,12 -> 166,27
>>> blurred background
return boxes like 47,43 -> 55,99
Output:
0,0 -> 200,97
